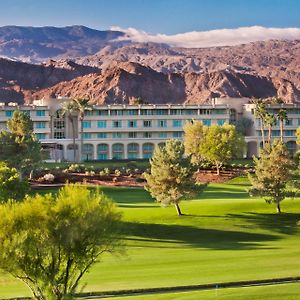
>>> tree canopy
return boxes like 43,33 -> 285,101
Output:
144,139 -> 201,216
0,184 -> 122,299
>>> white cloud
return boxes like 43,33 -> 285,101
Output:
110,26 -> 300,48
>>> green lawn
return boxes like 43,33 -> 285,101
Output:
0,178 -> 300,299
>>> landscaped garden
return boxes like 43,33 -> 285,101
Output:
0,176 -> 300,299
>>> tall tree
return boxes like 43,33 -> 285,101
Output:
198,124 -> 245,175
254,100 -> 267,147
249,140 -> 294,213
277,108 -> 288,142
183,120 -> 206,165
144,139 -> 199,216
0,111 -> 41,177
235,117 -> 254,136
60,101 -> 78,162
0,184 -> 122,300
264,113 -> 277,143
72,98 -> 92,162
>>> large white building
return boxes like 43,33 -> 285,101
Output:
0,97 -> 298,161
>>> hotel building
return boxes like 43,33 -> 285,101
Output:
0,97 -> 298,161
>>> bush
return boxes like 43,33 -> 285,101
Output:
114,169 -> 122,177
43,173 -> 55,182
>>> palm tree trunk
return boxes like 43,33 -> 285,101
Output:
80,115 -> 84,162
70,118 -> 76,162
280,121 -> 284,142
268,124 -> 271,143
260,119 -> 265,147
175,203 -> 182,216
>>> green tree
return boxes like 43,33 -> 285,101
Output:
183,120 -> 206,165
199,124 -> 245,175
296,127 -> 300,146
248,140 -> 294,213
0,111 -> 41,177
144,139 -> 200,216
0,162 -> 29,202
254,100 -> 267,147
276,108 -> 288,142
235,117 -> 254,136
264,113 -> 276,143
72,98 -> 92,162
0,183 -> 122,300
60,102 -> 78,162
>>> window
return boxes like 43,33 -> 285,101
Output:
110,110 -> 123,116
155,109 -> 168,115
143,143 -> 154,159
36,110 -> 45,116
113,120 -> 122,128
159,132 -> 167,138
83,121 -> 91,128
84,111 -> 93,116
112,132 -> 122,139
170,109 -> 182,115
143,120 -> 152,127
126,109 -> 138,115
184,109 -> 198,115
141,109 -> 153,115
83,133 -> 92,139
143,132 -> 152,138
272,130 -> 280,137
199,109 -> 211,115
36,133 -> 46,140
54,132 -> 65,139
217,119 -> 225,126
298,119 -> 300,126
173,132 -> 183,138
285,119 -> 293,126
35,122 -> 46,129
128,143 -> 139,159
112,143 -> 124,159
5,111 -> 13,117
97,144 -> 109,160
95,110 -> 108,116
97,120 -> 107,128
213,109 -> 226,115
284,130 -> 295,137
158,120 -> 167,127
202,119 -> 212,126
172,120 -> 182,127
97,133 -> 107,138
128,120 -> 137,128
128,132 -> 137,138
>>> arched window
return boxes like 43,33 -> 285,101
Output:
127,143 -> 139,159
142,143 -> 154,159
97,144 -> 109,160
112,143 -> 124,160
82,144 -> 94,161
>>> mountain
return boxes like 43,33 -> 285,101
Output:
0,25 -> 124,63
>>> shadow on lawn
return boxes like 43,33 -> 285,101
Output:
202,186 -> 249,200
120,221 -> 279,250
226,212 -> 300,235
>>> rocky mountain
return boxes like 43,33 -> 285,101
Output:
0,25 -> 124,63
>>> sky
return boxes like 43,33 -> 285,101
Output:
1,0 -> 300,47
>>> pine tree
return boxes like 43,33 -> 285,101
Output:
144,139 -> 200,216
249,140 -> 295,213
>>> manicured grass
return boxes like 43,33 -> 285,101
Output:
109,283 -> 300,300
0,179 -> 299,298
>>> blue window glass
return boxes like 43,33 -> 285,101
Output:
143,120 -> 152,127
97,133 -> 107,138
159,132 -> 167,138
36,133 -> 46,140
285,119 -> 293,126
36,110 -> 45,116
298,119 -> 300,126
113,120 -> 122,128
35,122 -> 46,129
83,133 -> 92,139
128,120 -> 137,128
97,121 -> 107,128
158,120 -> 167,128
173,120 -> 182,127
284,130 -> 295,137
83,121 -> 91,128
5,111 -> 13,117
84,111 -> 93,116
217,119 -> 225,126
203,119 -> 212,126
272,130 -> 280,137
113,132 -> 122,138
96,110 -> 108,116
173,132 -> 183,138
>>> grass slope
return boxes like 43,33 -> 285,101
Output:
0,178 -> 299,298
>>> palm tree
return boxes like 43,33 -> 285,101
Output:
73,98 -> 92,162
60,102 -> 78,162
264,113 -> 276,143
254,100 -> 267,148
277,108 -> 288,142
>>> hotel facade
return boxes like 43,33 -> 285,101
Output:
0,97 -> 298,161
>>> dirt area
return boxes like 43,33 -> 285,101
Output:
195,169 -> 246,183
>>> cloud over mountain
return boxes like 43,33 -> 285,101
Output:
111,26 -> 300,48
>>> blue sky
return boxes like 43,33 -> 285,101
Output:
1,0 -> 300,34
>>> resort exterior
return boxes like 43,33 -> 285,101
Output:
0,97 -> 298,161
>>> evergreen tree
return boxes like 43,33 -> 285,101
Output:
249,140 -> 295,213
144,139 -> 200,216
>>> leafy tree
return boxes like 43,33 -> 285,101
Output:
248,140 -> 295,213
296,127 -> 300,146
144,139 -> 200,216
276,108 -> 288,142
183,120 -> 206,165
199,124 -> 245,175
264,113 -> 276,143
0,111 -> 41,177
72,98 -> 92,162
60,102 -> 78,162
0,183 -> 122,300
235,117 -> 254,136
0,162 -> 29,202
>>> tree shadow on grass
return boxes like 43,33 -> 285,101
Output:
226,212 -> 300,235
202,186 -> 249,200
120,221 -> 279,250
